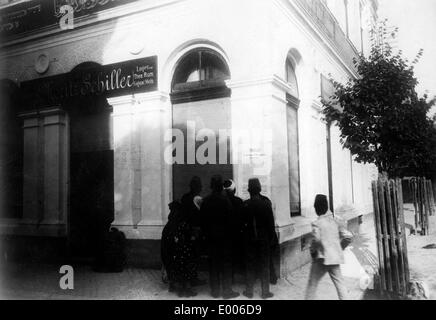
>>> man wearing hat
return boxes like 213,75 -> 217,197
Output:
201,175 -> 239,299
305,194 -> 352,300
242,178 -> 276,299
223,179 -> 245,279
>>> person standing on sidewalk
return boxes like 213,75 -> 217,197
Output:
201,175 -> 239,299
161,200 -> 198,297
242,178 -> 276,299
181,176 -> 206,287
305,194 -> 353,300
223,179 -> 245,279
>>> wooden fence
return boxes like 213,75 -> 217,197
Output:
408,177 -> 435,235
372,178 -> 410,297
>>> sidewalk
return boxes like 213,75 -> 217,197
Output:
403,206 -> 436,299
0,258 -> 370,300
0,250 -> 372,300
1,211 -> 435,300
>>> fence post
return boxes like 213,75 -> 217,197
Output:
373,178 -> 410,298
397,179 -> 410,294
424,179 -> 430,235
428,181 -> 434,216
411,179 -> 419,231
372,181 -> 386,292
386,180 -> 401,292
377,179 -> 393,292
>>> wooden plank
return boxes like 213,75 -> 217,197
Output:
426,180 -> 431,226
427,180 -> 430,232
397,179 -> 410,293
418,178 -> 424,233
420,178 -> 424,232
372,181 -> 386,292
422,178 -> 429,234
422,178 -> 428,234
421,178 -> 430,235
411,179 -> 419,230
386,180 -> 401,294
425,180 -> 430,216
416,178 -> 422,233
427,181 -> 434,216
378,179 -> 393,292
429,181 -> 435,216
394,179 -> 407,296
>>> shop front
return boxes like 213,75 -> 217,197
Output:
1,0 -> 377,275
0,56 -> 159,263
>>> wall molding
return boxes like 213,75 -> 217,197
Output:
274,0 -> 359,79
0,0 -> 186,57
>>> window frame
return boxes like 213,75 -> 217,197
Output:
170,49 -> 231,104
285,59 -> 302,217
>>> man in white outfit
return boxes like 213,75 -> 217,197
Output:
305,194 -> 353,300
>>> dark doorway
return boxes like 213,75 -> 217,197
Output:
0,80 -> 23,219
68,96 -> 114,259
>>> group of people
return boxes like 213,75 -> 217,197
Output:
161,175 -> 277,299
161,175 -> 353,300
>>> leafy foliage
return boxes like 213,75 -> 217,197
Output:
323,20 -> 436,178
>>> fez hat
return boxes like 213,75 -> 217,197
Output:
248,178 -> 262,194
314,194 -> 329,215
189,176 -> 202,192
210,175 -> 224,191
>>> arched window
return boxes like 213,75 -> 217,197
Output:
170,48 -> 232,201
171,49 -> 230,103
286,59 -> 299,99
285,59 -> 301,217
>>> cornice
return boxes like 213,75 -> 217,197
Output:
0,0 -> 185,58
274,0 -> 359,79
227,74 -> 291,92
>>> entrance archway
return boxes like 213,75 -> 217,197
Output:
170,48 -> 232,200
0,79 -> 23,219
66,63 -> 114,258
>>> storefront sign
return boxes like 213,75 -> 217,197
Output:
0,0 -> 139,39
21,56 -> 157,108
321,75 -> 334,101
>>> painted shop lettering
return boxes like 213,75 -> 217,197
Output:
74,66 -> 155,94
100,68 -> 135,91
21,57 -> 157,107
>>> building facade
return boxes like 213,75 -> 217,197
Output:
0,0 -> 378,275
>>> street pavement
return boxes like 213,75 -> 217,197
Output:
0,260 -> 368,300
1,209 -> 435,300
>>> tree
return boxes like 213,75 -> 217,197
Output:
322,20 -> 436,178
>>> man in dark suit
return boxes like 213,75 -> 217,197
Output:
201,175 -> 239,299
180,176 -> 202,228
223,179 -> 245,279
242,178 -> 276,299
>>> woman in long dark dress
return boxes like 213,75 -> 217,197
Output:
161,201 -> 181,291
161,201 -> 198,297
